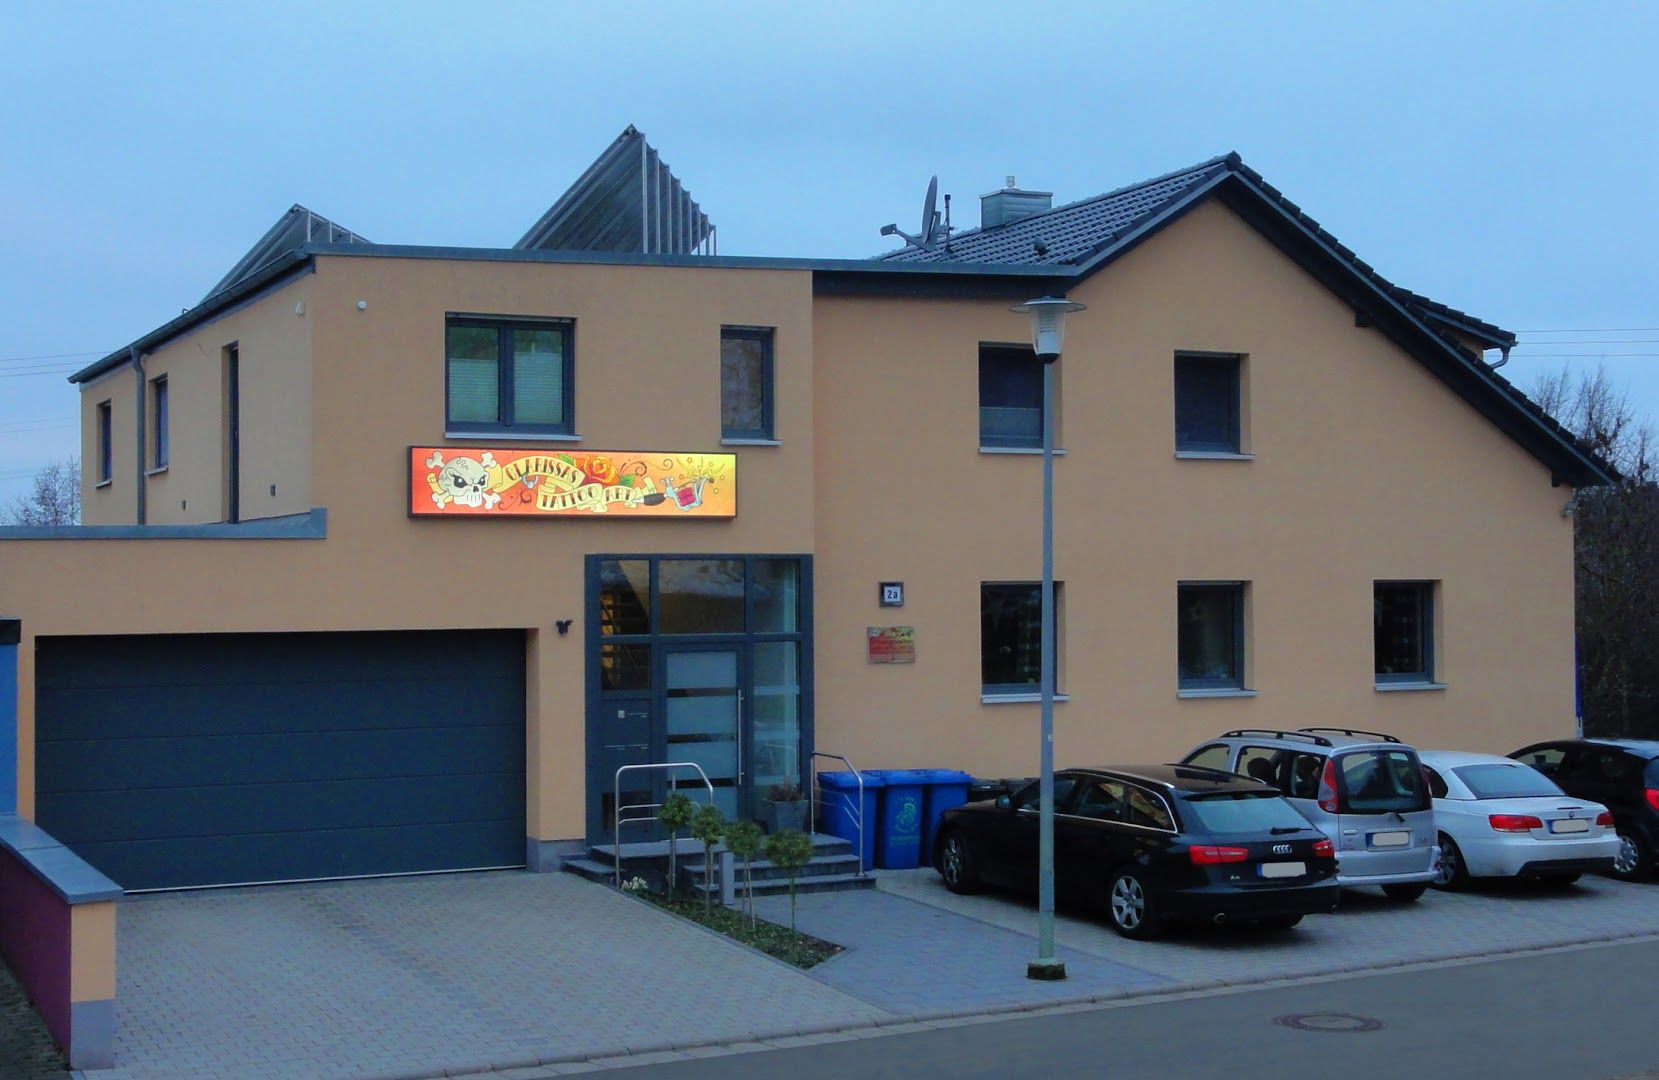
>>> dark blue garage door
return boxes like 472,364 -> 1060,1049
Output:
35,630 -> 526,891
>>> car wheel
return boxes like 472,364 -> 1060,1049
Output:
1107,870 -> 1163,940
1258,914 -> 1302,931
938,831 -> 981,894
1433,833 -> 1470,890
1611,829 -> 1652,882
1382,883 -> 1427,903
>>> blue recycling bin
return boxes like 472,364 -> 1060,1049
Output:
866,769 -> 930,869
917,769 -> 974,863
817,771 -> 882,870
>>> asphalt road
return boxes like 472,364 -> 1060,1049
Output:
614,937 -> 1659,1080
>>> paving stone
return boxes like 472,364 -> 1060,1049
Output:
93,872 -> 881,1080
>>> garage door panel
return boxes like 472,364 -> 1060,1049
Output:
38,770 -> 525,844
35,631 -> 527,890
37,677 -> 521,742
35,631 -> 524,690
66,819 -> 524,892
37,724 -> 523,794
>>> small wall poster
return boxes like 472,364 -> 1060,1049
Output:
867,626 -> 916,664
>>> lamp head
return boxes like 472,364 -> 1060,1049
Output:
1011,297 -> 1085,361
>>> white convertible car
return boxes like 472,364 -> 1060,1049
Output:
1419,750 -> 1621,888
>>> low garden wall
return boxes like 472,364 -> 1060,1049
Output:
0,814 -> 121,1069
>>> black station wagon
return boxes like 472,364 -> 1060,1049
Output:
932,765 -> 1340,939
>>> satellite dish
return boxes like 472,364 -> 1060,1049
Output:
919,176 -> 939,246
880,174 -> 944,250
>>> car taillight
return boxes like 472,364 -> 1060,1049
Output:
1189,845 -> 1250,865
1312,838 -> 1334,858
1596,811 -> 1616,827
1489,814 -> 1544,833
1318,758 -> 1339,814
1646,789 -> 1659,813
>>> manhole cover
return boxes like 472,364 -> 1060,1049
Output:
1274,1012 -> 1386,1033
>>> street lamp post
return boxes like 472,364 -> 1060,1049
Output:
1012,296 -> 1084,982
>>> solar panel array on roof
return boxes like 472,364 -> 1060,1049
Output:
515,125 -> 714,255
204,204 -> 369,302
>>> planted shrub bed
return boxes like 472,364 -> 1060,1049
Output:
639,891 -> 842,969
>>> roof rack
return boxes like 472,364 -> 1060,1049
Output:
1298,727 -> 1401,744
1219,729 -> 1333,747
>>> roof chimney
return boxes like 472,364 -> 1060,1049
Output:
980,176 -> 1053,229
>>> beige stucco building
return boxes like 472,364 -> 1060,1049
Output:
0,136 -> 1612,891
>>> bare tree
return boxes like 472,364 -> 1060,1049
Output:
3,458 -> 81,526
1535,366 -> 1658,738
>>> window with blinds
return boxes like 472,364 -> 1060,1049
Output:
445,317 -> 574,434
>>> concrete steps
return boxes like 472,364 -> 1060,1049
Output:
563,833 -> 875,897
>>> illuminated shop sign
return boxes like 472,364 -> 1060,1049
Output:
409,447 -> 735,518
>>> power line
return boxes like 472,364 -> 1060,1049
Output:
0,350 -> 103,365
1517,328 -> 1659,334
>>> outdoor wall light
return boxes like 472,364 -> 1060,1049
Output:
1011,296 -> 1085,362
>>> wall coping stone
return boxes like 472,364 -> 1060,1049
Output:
0,815 -> 122,903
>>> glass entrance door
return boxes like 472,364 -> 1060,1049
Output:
663,646 -> 744,820
586,555 -> 811,842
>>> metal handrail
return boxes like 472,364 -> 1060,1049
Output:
810,751 -> 866,877
613,762 -> 715,888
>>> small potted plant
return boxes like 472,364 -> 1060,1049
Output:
761,781 -> 809,834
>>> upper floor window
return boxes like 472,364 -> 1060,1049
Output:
150,375 -> 169,470
1175,352 -> 1242,453
96,401 -> 112,484
1375,580 -> 1435,685
721,327 -> 775,440
979,345 -> 1043,449
1178,581 -> 1246,691
446,316 -> 574,435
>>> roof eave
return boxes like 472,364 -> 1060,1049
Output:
69,250 -> 315,384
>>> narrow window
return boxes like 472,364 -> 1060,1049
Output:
721,327 -> 775,440
1178,582 -> 1246,690
979,345 -> 1043,449
981,581 -> 1062,694
445,317 -> 574,434
150,376 -> 169,469
1174,352 -> 1242,453
96,401 -> 112,484
1374,581 -> 1435,684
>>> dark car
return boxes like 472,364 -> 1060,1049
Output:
1510,739 -> 1659,881
931,765 -> 1340,939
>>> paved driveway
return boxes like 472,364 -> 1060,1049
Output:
99,872 -> 882,1080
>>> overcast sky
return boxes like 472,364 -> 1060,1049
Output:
3,2 -> 1657,502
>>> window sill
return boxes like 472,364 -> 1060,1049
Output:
1178,687 -> 1257,699
720,437 -> 781,447
1174,451 -> 1253,461
444,432 -> 581,443
982,692 -> 1071,705
94,479 -> 113,490
979,447 -> 1067,456
1375,681 -> 1447,693
144,465 -> 169,477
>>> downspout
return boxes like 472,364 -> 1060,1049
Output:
131,346 -> 146,525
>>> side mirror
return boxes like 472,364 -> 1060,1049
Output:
996,793 -> 1012,810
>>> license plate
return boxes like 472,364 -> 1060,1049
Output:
1369,831 -> 1410,848
1550,818 -> 1590,834
1260,862 -> 1305,878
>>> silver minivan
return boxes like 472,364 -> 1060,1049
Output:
1181,728 -> 1439,901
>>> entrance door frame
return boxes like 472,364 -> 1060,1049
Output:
583,554 -> 814,843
